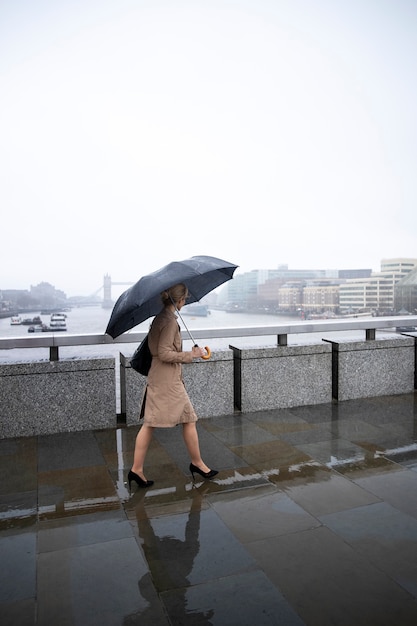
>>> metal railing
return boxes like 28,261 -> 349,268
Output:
1,316 -> 416,361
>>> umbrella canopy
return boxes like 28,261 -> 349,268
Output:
105,255 -> 238,338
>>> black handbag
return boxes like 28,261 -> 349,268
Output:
130,334 -> 152,376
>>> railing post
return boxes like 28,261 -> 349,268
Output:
277,334 -> 287,346
50,346 -> 59,361
365,328 -> 376,340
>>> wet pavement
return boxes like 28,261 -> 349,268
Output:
1,393 -> 417,625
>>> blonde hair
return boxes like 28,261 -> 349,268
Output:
161,283 -> 188,307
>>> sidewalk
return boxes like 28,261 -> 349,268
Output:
1,393 -> 417,625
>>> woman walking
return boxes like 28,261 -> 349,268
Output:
128,283 -> 218,489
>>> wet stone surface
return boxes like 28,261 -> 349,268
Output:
1,393 -> 417,624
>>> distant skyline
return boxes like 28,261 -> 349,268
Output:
3,255 -> 417,300
1,1 -> 416,296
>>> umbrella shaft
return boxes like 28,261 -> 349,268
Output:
174,307 -> 197,346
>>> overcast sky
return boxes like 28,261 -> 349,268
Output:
1,0 -> 416,297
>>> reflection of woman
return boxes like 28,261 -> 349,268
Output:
124,487 -> 214,624
128,283 -> 218,489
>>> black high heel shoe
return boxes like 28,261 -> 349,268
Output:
128,470 -> 154,489
189,463 -> 218,481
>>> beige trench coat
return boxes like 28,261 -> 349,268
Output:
142,307 -> 198,427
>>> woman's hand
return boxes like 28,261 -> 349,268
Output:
191,345 -> 206,359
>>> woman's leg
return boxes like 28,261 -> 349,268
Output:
131,425 -> 154,479
182,422 -> 211,472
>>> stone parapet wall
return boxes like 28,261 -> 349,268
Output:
326,336 -> 415,401
1,338 -> 415,438
182,350 -> 234,418
229,344 -> 333,411
0,358 -> 115,438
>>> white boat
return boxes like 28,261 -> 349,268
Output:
49,313 -> 67,331
10,315 -> 22,325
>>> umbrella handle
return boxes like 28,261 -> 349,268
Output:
194,344 -> 211,360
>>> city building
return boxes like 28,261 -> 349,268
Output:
302,281 -> 340,315
277,281 -> 305,312
339,258 -> 417,313
394,266 -> 417,313
257,277 -> 287,312
220,265 -> 372,314
0,283 -> 67,312
219,269 -> 285,310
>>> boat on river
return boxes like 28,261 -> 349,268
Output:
182,304 -> 210,317
49,313 -> 67,330
21,316 -> 43,326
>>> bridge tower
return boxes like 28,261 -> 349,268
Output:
102,274 -> 113,309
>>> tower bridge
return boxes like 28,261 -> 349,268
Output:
77,275 -> 134,308
102,274 -> 134,309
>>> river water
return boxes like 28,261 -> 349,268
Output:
0,306 -> 398,364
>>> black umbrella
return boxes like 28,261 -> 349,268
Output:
105,255 -> 238,338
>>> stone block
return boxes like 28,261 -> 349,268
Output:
330,337 -> 415,401
230,344 -> 332,412
0,358 -> 115,438
182,350 -> 234,418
